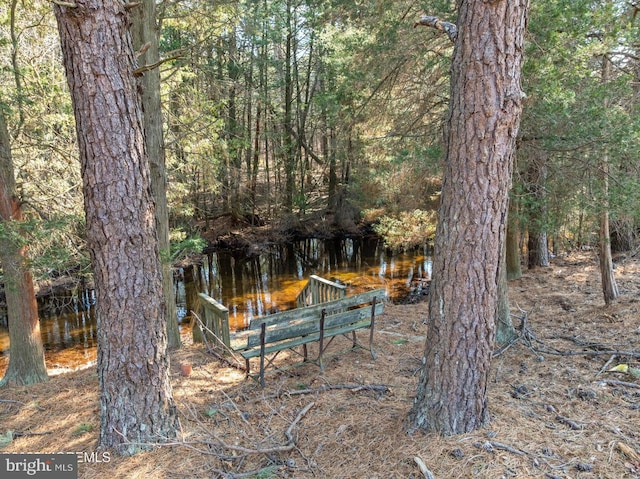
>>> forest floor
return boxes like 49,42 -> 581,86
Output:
1,251 -> 640,478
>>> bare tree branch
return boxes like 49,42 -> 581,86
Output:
414,16 -> 457,43
133,50 -> 185,76
51,0 -> 78,7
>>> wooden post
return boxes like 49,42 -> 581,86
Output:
259,322 -> 266,388
318,309 -> 326,371
369,297 -> 377,360
197,293 -> 231,350
220,308 -> 230,350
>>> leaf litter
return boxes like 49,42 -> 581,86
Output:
0,251 -> 639,478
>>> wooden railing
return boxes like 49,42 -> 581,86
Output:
295,274 -> 347,308
196,292 -> 231,349
195,275 -> 347,351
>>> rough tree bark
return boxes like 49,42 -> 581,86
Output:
506,200 -> 523,280
525,149 -> 550,268
598,54 -> 618,305
131,0 -> 181,350
496,241 -> 517,345
0,108 -> 48,387
54,0 -> 178,453
409,0 -> 529,435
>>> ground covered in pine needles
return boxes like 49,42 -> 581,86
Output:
1,252 -> 640,478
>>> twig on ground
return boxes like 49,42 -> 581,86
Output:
597,355 -> 617,376
12,431 -> 53,438
615,441 -> 640,464
553,335 -> 611,350
493,333 -> 520,357
493,307 -> 540,358
596,379 -> 640,389
201,401 -> 315,456
489,441 -> 527,456
125,401 -> 315,459
413,456 -> 435,479
537,335 -> 640,358
285,402 -> 314,443
193,312 -> 245,370
555,415 -> 583,430
220,388 -> 252,428
535,348 -> 640,359
255,383 -> 391,401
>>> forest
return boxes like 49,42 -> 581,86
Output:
0,1 -> 639,281
1,0 -> 640,478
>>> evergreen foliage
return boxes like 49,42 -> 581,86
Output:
0,0 -> 638,280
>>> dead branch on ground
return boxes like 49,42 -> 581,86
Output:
597,355 -> 618,376
193,312 -> 246,371
127,401 -> 315,477
255,383 -> 391,401
555,415 -> 583,430
536,348 -> 640,358
488,440 -> 527,456
414,456 -> 436,479
494,307 -> 640,362
596,379 -> 640,389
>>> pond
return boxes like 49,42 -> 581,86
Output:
0,236 -> 432,373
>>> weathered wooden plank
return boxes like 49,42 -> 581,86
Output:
198,292 -> 230,348
310,274 -> 347,289
248,289 -> 386,330
198,293 -> 229,312
240,319 -> 374,360
296,274 -> 347,308
245,302 -> 384,348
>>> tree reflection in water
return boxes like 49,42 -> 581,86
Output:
0,237 -> 431,373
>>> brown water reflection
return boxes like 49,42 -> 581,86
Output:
0,237 -> 431,374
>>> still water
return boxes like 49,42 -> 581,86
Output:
0,237 -> 431,373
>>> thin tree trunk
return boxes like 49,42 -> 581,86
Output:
283,0 -> 296,211
131,0 -> 181,350
0,108 -> 48,387
525,149 -> 550,268
496,239 -> 516,344
226,28 -> 242,214
598,53 -> 618,305
409,0 -> 528,435
54,0 -> 178,453
506,203 -> 522,280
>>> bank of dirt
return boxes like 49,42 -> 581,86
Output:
1,252 -> 639,478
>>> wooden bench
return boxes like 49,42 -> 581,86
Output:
198,288 -> 385,387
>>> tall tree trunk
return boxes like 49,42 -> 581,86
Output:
528,230 -> 550,268
506,199 -> 522,280
0,109 -> 48,387
54,0 -> 178,453
496,240 -> 517,344
598,54 -> 618,305
226,28 -> 242,214
131,0 -> 181,350
409,0 -> 528,435
283,0 -> 296,211
525,149 -> 550,267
